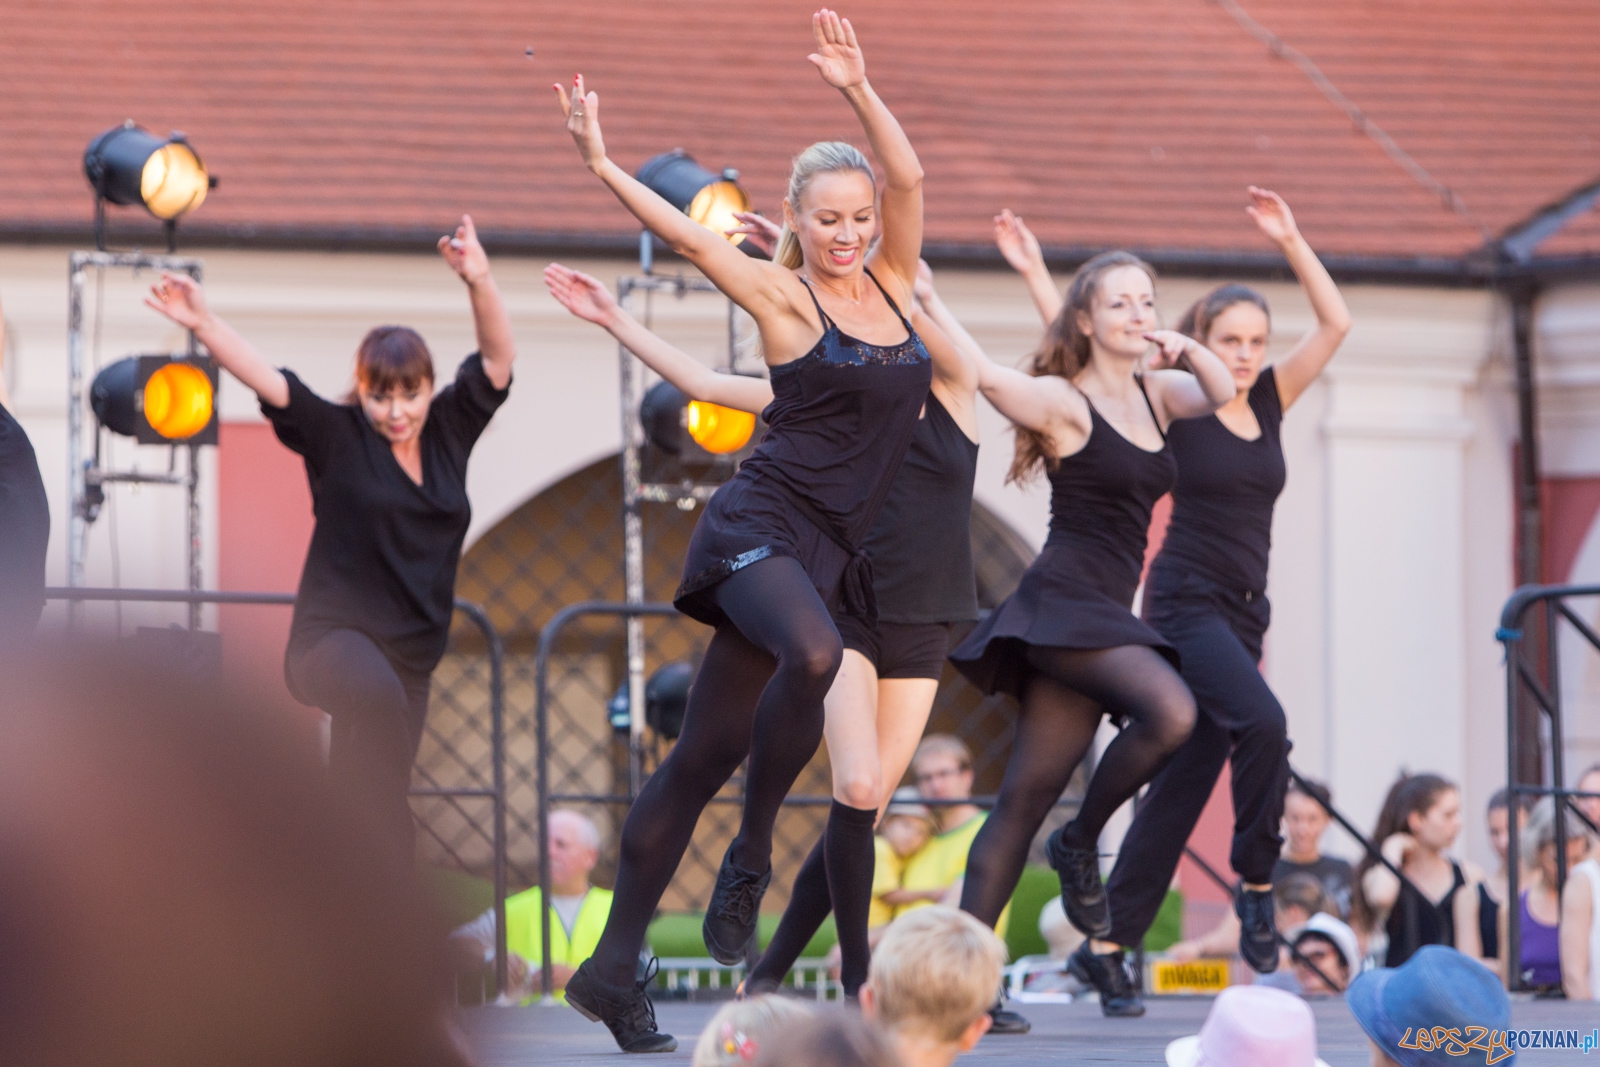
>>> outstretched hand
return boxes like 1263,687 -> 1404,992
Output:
438,214 -> 489,285
554,74 -> 606,170
993,210 -> 1045,275
1245,186 -> 1300,247
544,263 -> 619,327
1143,329 -> 1194,371
808,9 -> 866,90
144,272 -> 211,331
726,212 -> 782,257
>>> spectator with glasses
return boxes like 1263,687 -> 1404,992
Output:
891,736 -> 1009,935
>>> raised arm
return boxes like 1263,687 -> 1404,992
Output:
1144,330 -> 1236,422
810,10 -> 924,293
554,76 -> 785,316
144,273 -> 290,409
911,262 -> 978,398
544,264 -> 773,415
437,214 -> 514,389
1245,188 -> 1351,410
994,211 -> 1063,325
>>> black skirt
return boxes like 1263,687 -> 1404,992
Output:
674,474 -> 849,629
949,543 -> 1177,700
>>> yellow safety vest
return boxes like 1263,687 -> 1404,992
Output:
897,812 -> 1010,937
504,886 -> 613,1003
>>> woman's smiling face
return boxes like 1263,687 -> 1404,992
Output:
788,169 -> 878,280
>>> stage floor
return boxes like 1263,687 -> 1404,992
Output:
464,994 -> 1595,1066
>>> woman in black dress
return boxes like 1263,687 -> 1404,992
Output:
545,251 -> 982,1001
995,189 -> 1349,1014
552,11 -> 930,1050
143,215 -> 515,865
947,251 -> 1235,991
0,293 -> 50,643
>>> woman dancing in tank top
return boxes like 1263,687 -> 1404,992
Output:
546,251 -> 980,1001
945,252 -> 1235,985
994,189 -> 1349,1016
552,11 -> 930,1051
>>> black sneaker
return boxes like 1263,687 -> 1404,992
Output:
1067,941 -> 1145,1018
1044,828 -> 1111,938
566,958 -> 678,1053
1236,887 -> 1279,974
987,998 -> 1032,1034
702,849 -> 771,965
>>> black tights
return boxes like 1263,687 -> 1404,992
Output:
960,644 -> 1195,927
588,556 -> 843,986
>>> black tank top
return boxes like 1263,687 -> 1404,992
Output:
1155,367 -> 1285,594
739,269 -> 932,548
1045,379 -> 1177,604
1384,861 -> 1465,968
865,393 -> 979,624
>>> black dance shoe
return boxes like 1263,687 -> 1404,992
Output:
566,958 -> 678,1053
702,848 -> 772,965
1067,941 -> 1146,1018
1044,827 -> 1111,938
1236,887 -> 1279,974
987,997 -> 1032,1034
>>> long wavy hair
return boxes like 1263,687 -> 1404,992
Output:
1007,250 -> 1158,484
773,141 -> 876,271
1350,772 -> 1457,932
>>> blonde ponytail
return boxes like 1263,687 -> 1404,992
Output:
778,141 -> 874,271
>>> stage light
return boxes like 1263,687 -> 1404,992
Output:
636,150 -> 751,246
640,381 -> 756,458
605,661 -> 695,740
90,355 -> 219,445
84,122 -> 216,250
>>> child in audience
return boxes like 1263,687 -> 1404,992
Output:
860,906 -> 1005,1067
1273,778 -> 1354,918
693,996 -> 814,1067
1164,985 -> 1329,1067
749,1013 -> 901,1067
874,788 -> 935,930
1288,912 -> 1360,996
1348,945 -> 1511,1067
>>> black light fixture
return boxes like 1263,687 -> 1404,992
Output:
607,660 -> 696,740
90,355 -> 219,445
84,121 -> 216,252
640,380 -> 756,458
635,149 -> 751,271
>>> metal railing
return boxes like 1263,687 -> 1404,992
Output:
1498,582 -> 1600,992
43,586 -> 511,994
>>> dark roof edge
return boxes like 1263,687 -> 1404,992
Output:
3,221 -> 1597,287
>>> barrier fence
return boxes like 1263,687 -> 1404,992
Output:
42,586 -> 511,995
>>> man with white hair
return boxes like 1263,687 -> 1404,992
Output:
451,809 -> 610,1000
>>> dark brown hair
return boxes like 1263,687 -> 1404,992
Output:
352,326 -> 434,399
1288,776 -> 1333,810
1008,250 -> 1158,484
1175,284 -> 1270,344
1351,772 -> 1457,931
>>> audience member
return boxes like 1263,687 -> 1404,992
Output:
692,995 -> 813,1067
1577,763 -> 1600,828
1251,875 -> 1332,989
1353,773 -> 1483,967
860,906 -> 1004,1067
1288,912 -> 1360,996
892,738 -> 1007,935
1479,788 -> 1525,968
1274,778 -> 1354,918
450,809 -> 610,999
0,643 -> 471,1067
1347,945 -> 1513,1067
1164,985 -> 1329,1067
873,788 -> 935,930
1566,763 -> 1600,1000
749,1013 -> 902,1067
1503,796 -> 1590,993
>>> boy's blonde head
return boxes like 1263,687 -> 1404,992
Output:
692,995 -> 813,1067
867,905 -> 1006,1042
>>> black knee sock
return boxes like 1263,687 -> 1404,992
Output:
825,801 -> 879,995
749,838 -> 830,987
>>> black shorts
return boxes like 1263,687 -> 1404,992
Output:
834,618 -> 951,681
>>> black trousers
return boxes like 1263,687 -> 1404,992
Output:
1104,564 -> 1290,947
287,628 -> 432,863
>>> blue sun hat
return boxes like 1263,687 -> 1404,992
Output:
1346,945 -> 1515,1066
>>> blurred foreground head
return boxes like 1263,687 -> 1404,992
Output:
0,642 -> 470,1067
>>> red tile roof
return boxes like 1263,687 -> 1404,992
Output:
3,0 -> 1597,265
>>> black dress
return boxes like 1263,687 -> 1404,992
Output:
0,402 -> 50,637
674,271 -> 932,628
950,379 -> 1177,700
